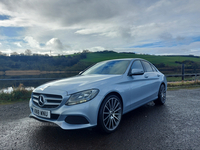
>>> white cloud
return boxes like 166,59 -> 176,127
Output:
0,0 -> 200,55
14,42 -> 22,47
46,38 -> 63,50
1,49 -> 12,54
24,36 -> 40,49
89,46 -> 106,52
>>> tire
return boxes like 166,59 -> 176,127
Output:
98,95 -> 122,133
154,84 -> 166,105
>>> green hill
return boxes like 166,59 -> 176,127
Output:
72,51 -> 200,76
80,51 -> 200,67
1,50 -> 200,75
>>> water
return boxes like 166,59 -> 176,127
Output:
0,87 -> 35,93
0,72 -> 77,92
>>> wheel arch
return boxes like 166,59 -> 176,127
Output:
154,82 -> 167,105
161,82 -> 166,87
162,75 -> 168,89
158,82 -> 167,96
97,91 -> 123,121
97,91 -> 123,133
102,92 -> 123,109
160,81 -> 167,91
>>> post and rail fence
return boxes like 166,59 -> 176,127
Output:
166,73 -> 200,82
165,64 -> 200,82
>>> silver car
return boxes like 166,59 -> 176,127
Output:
29,58 -> 167,133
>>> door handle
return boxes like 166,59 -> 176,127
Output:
157,74 -> 160,77
144,75 -> 148,78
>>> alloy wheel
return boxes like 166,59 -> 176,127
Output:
102,97 -> 122,131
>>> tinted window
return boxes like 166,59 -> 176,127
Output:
142,61 -> 153,72
131,60 -> 144,70
151,65 -> 158,72
82,60 -> 130,75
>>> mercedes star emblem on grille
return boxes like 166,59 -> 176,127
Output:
38,95 -> 46,107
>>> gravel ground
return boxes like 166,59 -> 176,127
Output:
0,89 -> 200,150
0,101 -> 30,123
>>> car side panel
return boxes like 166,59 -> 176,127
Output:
120,72 -> 161,114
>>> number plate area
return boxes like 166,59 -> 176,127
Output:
33,107 -> 51,118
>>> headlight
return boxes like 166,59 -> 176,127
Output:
66,89 -> 99,106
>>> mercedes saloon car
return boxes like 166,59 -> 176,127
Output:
29,58 -> 167,133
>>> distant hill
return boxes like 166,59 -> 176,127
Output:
0,50 -> 200,74
80,51 -> 200,67
77,51 -> 200,74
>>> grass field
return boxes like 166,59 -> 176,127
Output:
80,52 -> 200,67
167,81 -> 200,90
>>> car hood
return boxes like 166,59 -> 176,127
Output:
34,74 -> 122,95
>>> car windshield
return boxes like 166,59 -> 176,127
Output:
82,60 -> 131,75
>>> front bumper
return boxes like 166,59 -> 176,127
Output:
29,94 -> 103,130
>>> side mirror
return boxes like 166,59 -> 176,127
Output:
129,69 -> 144,76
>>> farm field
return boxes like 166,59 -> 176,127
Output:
80,51 -> 200,67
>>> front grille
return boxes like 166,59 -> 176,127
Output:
32,92 -> 63,108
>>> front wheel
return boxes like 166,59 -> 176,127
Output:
98,95 -> 122,133
154,84 -> 166,105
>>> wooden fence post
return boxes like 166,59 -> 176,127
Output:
195,74 -> 197,83
182,64 -> 185,82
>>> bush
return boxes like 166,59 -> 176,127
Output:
0,84 -> 32,104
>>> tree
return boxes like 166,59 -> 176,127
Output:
25,49 -> 32,56
0,51 -> 6,56
82,50 -> 90,53
11,52 -> 19,56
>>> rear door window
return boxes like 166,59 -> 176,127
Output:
151,65 -> 158,72
142,61 -> 153,72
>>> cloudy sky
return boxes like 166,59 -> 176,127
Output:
0,0 -> 200,56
